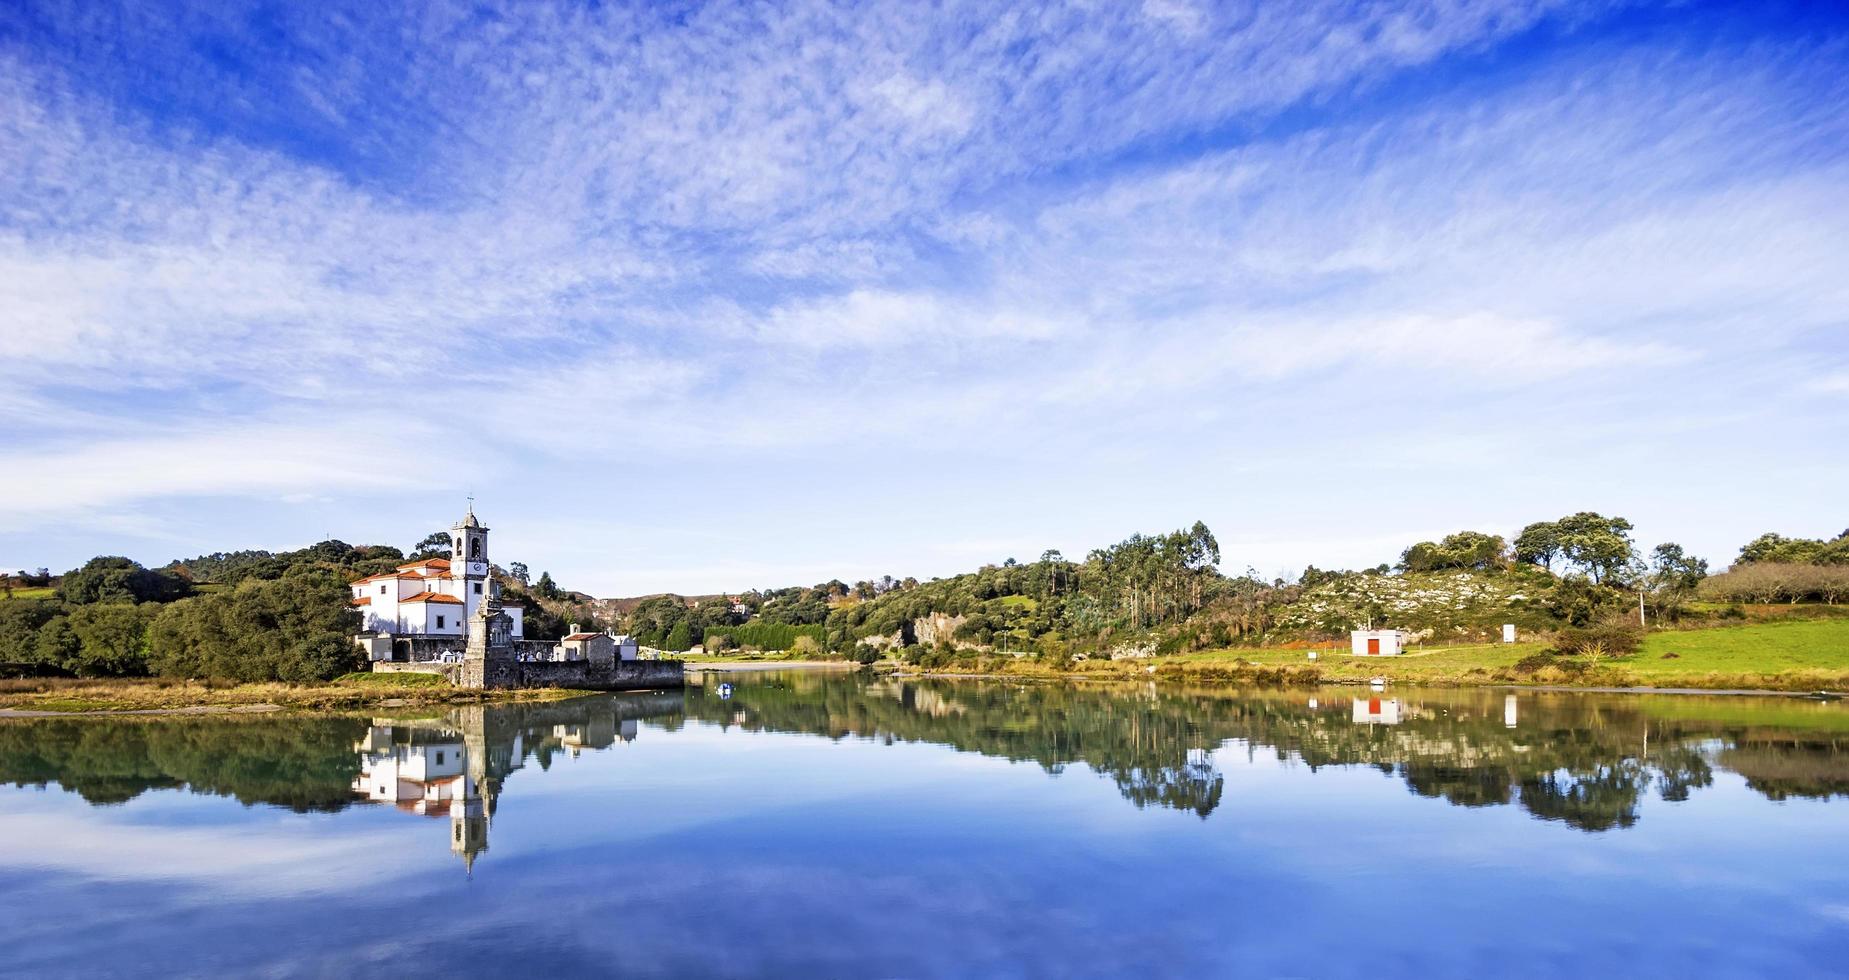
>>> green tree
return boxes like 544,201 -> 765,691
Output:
68,604 -> 156,676
58,556 -> 189,604
33,615 -> 80,670
535,571 -> 559,599
409,530 -> 453,559
1736,530 -> 1849,566
147,570 -> 358,682
664,621 -> 693,651
0,601 -> 58,666
508,562 -> 530,585
1514,522 -> 1564,571
1400,531 -> 1509,573
1517,513 -> 1634,582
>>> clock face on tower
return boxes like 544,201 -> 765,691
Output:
466,561 -> 488,577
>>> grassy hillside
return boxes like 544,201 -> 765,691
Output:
908,619 -> 1849,692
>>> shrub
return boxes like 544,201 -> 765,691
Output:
1552,619 -> 1644,658
1512,653 -> 1557,674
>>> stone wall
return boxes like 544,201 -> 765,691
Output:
461,656 -> 683,691
372,661 -> 463,683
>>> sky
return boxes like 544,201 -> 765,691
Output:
1,0 -> 1845,596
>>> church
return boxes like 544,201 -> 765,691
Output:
350,505 -> 525,640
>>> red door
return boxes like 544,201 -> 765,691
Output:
1367,637 -> 1381,655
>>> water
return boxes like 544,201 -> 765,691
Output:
2,672 -> 1846,977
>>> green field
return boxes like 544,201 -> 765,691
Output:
1632,620 -> 1849,679
2,587 -> 55,600
1104,618 -> 1849,691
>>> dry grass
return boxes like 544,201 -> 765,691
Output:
0,675 -> 584,714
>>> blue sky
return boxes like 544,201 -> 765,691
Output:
2,0 -> 1845,595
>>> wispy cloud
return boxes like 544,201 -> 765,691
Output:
2,1 -> 1846,590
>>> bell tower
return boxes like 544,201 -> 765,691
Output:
451,502 -> 490,616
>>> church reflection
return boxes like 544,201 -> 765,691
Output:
3,679 -> 1847,842
349,695 -> 680,872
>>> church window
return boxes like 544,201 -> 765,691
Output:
379,585 -> 387,594
437,615 -> 446,629
473,583 -> 482,594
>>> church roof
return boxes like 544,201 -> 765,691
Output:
398,558 -> 451,572
563,632 -> 600,641
351,572 -> 448,585
402,591 -> 465,605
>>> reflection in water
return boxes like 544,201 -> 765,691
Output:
676,674 -> 1849,831
350,695 -> 684,872
3,675 -> 1846,977
1,678 -> 1845,840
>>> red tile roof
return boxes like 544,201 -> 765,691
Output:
401,591 -> 464,605
351,596 -> 371,606
563,632 -> 600,641
397,558 -> 452,572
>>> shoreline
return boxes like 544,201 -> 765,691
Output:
887,670 -> 1844,699
683,660 -> 861,673
4,651 -> 1844,716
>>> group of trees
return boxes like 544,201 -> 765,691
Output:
1701,528 -> 1849,604
1,547 -> 370,681
1399,531 -> 1510,574
1513,513 -> 1638,584
6,513 -> 1842,677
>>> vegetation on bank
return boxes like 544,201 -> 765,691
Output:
889,618 -> 1849,693
5,515 -> 1844,693
0,674 -> 581,714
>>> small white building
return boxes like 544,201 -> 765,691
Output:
1350,628 -> 1410,656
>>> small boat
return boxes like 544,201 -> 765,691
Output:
1369,677 -> 1387,690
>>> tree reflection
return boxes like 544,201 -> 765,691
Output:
677,674 -> 1849,831
0,681 -> 1843,836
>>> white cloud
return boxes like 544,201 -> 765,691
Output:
2,4 -> 1847,589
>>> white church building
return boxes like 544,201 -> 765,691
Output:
351,506 -> 524,640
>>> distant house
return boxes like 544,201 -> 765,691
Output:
1350,629 -> 1409,656
558,628 -> 640,663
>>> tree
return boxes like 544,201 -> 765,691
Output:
58,557 -> 189,605
1649,542 -> 1708,617
0,601 -> 57,666
1736,530 -> 1849,566
409,530 -> 453,559
535,571 -> 559,599
664,621 -> 693,651
1400,531 -> 1508,573
508,562 -> 530,586
68,604 -> 156,676
33,616 -> 79,670
1514,522 -> 1564,571
1517,513 -> 1634,582
147,570 -> 358,682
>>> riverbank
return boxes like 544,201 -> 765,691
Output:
0,673 -> 589,715
685,660 -> 861,672
894,619 -> 1849,693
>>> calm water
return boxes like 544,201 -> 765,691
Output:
3,673 -> 1847,978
